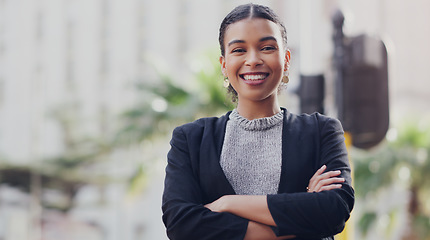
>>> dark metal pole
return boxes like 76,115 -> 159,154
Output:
332,9 -> 345,124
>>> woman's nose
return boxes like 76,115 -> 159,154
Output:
245,50 -> 263,67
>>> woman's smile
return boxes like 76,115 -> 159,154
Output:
240,72 -> 269,85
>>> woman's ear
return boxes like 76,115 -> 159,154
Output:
284,49 -> 291,71
220,56 -> 226,76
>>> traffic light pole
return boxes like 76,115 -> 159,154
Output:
332,9 -> 345,124
332,9 -> 353,240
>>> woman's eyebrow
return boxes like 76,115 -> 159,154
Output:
228,39 -> 245,46
259,36 -> 277,42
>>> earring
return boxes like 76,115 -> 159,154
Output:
282,71 -> 289,84
223,77 -> 230,88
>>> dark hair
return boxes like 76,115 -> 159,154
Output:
218,3 -> 288,102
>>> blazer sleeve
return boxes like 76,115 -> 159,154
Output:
162,126 -> 249,240
267,116 -> 355,239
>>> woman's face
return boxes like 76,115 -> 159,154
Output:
220,18 -> 290,104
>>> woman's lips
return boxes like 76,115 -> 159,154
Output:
240,73 -> 269,85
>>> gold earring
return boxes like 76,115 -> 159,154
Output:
282,69 -> 290,84
223,77 -> 230,88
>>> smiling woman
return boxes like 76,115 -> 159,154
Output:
220,18 -> 289,119
162,3 -> 354,240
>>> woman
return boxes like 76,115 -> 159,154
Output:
162,3 -> 354,240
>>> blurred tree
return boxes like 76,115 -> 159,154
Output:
117,48 -> 234,195
115,48 -> 234,145
354,120 -> 430,239
0,48 -> 234,210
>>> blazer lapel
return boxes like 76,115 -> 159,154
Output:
278,109 -> 317,193
199,112 -> 236,202
278,109 -> 303,193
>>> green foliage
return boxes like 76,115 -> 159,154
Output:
358,211 -> 377,235
393,120 -> 430,148
115,48 -> 234,145
354,146 -> 398,196
191,48 -> 235,112
128,164 -> 148,198
353,119 -> 430,238
413,214 -> 430,240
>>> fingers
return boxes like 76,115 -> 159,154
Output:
307,165 -> 345,193
309,165 -> 340,189
308,165 -> 327,191
314,164 -> 327,176
313,177 -> 345,192
318,184 -> 343,192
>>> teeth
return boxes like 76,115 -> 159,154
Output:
243,74 -> 267,81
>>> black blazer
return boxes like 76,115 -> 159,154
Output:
162,109 -> 354,240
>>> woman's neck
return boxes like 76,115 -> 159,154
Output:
236,97 -> 281,120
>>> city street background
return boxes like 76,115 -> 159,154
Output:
0,0 -> 429,239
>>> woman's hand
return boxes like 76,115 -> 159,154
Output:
307,165 -> 345,193
205,195 -> 276,226
204,195 -> 227,212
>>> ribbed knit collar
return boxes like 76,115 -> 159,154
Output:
229,108 -> 284,131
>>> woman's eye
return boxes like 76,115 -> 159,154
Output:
262,46 -> 276,51
232,48 -> 245,53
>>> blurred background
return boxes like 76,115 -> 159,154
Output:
0,0 -> 429,239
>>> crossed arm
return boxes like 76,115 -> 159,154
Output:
204,165 -> 345,240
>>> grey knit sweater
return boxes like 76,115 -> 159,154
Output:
220,109 -> 283,195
